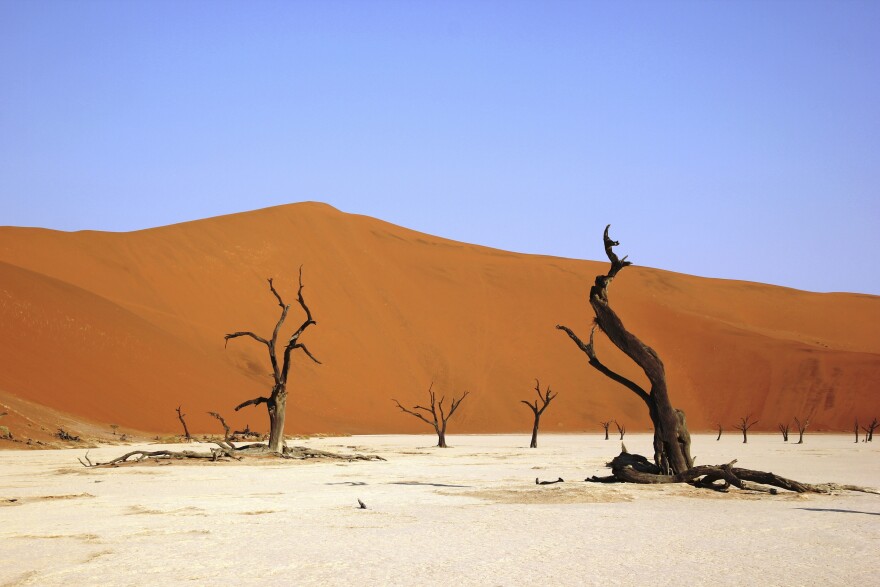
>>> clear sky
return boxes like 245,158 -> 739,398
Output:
2,0 -> 878,294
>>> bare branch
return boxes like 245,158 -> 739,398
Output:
235,396 -> 270,411
224,331 -> 270,349
392,399 -> 436,427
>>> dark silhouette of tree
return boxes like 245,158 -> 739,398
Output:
794,417 -> 809,444
559,227 -> 877,494
225,267 -> 320,454
600,420 -> 612,440
716,423 -> 723,441
778,422 -> 790,442
176,406 -> 191,440
520,379 -> 558,448
208,411 -> 231,441
557,226 -> 692,475
392,384 -> 469,448
862,417 -> 878,442
735,415 -> 758,444
614,420 -> 626,440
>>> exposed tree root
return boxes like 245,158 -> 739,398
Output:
585,450 -> 880,495
78,442 -> 385,468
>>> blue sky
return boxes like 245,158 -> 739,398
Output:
2,0 -> 878,294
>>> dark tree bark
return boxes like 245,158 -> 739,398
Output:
735,415 -> 757,443
208,411 -> 231,441
557,226 -> 692,475
225,267 -> 320,454
862,417 -> 878,442
521,379 -> 558,448
716,423 -> 723,441
614,420 -> 626,440
600,420 -> 612,440
392,384 -> 469,448
560,226 -> 878,495
854,419 -> 860,443
176,406 -> 191,440
778,422 -> 790,442
794,417 -> 809,444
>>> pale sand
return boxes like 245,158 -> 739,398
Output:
1,434 -> 877,586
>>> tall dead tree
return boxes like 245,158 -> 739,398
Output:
600,420 -> 612,440
854,419 -> 860,443
392,384 -> 469,448
208,412 -> 231,441
716,423 -> 723,441
735,415 -> 757,443
614,420 -> 626,440
557,226 -> 692,475
558,226 -> 878,495
176,406 -> 191,440
225,268 -> 320,454
778,422 -> 790,442
862,417 -> 878,442
520,379 -> 558,448
794,417 -> 809,444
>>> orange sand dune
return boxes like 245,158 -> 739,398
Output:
1,202 -> 878,441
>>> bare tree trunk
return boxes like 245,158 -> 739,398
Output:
393,384 -> 469,448
614,420 -> 626,440
601,420 -> 611,440
226,268 -> 320,454
560,226 -> 879,496
778,423 -> 789,442
521,380 -> 557,449
735,415 -> 757,444
854,419 -> 860,443
176,406 -> 191,440
794,417 -> 809,444
207,411 -> 231,441
557,227 -> 692,475
716,424 -> 722,441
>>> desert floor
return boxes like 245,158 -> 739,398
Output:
1,433 -> 878,586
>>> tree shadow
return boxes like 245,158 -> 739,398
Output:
796,507 -> 880,516
388,481 -> 472,488
325,481 -> 367,486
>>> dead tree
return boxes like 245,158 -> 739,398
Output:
557,227 -> 878,495
794,417 -> 809,444
614,420 -> 626,440
778,422 -> 790,442
735,415 -> 757,444
208,412 -> 231,441
392,384 -> 469,448
862,417 -> 878,442
600,420 -> 612,440
557,226 -> 692,475
520,379 -> 558,448
716,423 -> 723,441
225,267 -> 320,454
176,406 -> 191,440
854,419 -> 860,443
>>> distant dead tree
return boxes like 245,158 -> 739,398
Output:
600,420 -> 612,440
735,415 -> 758,444
614,420 -> 626,440
778,422 -> 790,442
862,417 -> 878,442
716,423 -> 723,441
794,417 -> 809,444
176,406 -> 191,440
208,412 -> 231,441
225,267 -> 320,454
854,419 -> 860,443
559,226 -> 878,494
520,379 -> 558,448
110,424 -> 119,436
392,384 -> 469,448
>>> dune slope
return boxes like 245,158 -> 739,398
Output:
1,202 -> 878,439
